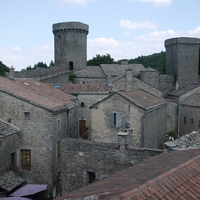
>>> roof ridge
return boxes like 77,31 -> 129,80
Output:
114,152 -> 200,199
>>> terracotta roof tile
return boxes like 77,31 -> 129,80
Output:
119,90 -> 165,110
56,149 -> 200,200
0,77 -> 76,111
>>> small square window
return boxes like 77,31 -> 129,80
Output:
24,112 -> 30,120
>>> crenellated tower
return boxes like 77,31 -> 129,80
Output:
53,22 -> 89,71
165,37 -> 200,90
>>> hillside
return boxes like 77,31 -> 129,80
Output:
129,51 -> 166,74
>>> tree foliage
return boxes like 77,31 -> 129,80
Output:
69,73 -> 77,83
0,61 -> 9,76
129,51 -> 166,74
26,61 -> 54,70
87,54 -> 115,66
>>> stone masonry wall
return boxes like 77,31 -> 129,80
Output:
61,138 -> 162,193
143,104 -> 167,149
0,91 -> 69,190
0,133 -> 19,173
179,105 -> 200,136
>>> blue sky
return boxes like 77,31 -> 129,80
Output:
1,0 -> 200,71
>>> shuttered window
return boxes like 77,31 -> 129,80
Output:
112,112 -> 121,128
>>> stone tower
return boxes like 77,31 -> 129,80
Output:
53,22 -> 89,71
165,37 -> 200,90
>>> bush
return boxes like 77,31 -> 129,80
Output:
165,130 -> 178,141
69,73 -> 77,83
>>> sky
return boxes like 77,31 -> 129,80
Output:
1,0 -> 200,71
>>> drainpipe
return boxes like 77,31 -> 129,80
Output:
177,102 -> 181,137
67,109 -> 69,138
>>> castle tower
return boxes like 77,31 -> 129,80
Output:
165,37 -> 200,90
53,22 -> 89,71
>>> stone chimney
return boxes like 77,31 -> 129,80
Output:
118,132 -> 129,150
9,66 -> 15,79
125,69 -> 133,91
120,59 -> 128,65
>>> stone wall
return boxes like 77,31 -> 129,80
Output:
113,76 -> 162,97
166,100 -> 177,133
0,91 -> 73,190
165,37 -> 200,90
0,133 -> 19,173
143,104 -> 167,149
179,105 -> 200,136
90,93 -> 143,145
77,93 -> 109,139
61,138 -> 162,193
53,22 -> 89,71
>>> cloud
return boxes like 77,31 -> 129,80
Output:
31,44 -> 54,65
120,19 -> 157,30
87,29 -> 183,61
136,29 -> 183,42
126,0 -> 172,6
56,0 -> 96,6
187,27 -> 200,36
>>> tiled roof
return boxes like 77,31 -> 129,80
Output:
55,148 -> 200,200
75,66 -> 106,78
0,171 -> 25,192
0,118 -> 20,138
119,90 -> 165,109
182,92 -> 200,107
0,78 -> 77,112
60,83 -> 112,94
100,64 -> 145,76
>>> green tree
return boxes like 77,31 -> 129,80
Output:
87,54 -> 115,66
0,61 -> 9,76
26,62 -> 49,70
129,51 -> 166,74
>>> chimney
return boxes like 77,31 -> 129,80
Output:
125,68 -> 133,91
118,131 -> 129,150
9,66 -> 15,79
120,59 -> 128,65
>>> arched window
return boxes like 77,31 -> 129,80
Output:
81,102 -> 85,107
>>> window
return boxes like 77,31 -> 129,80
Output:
87,171 -> 96,184
81,102 -> 85,107
184,116 -> 186,124
57,141 -> 61,157
112,112 -> 121,128
21,150 -> 31,170
69,61 -> 73,70
24,112 -> 30,120
191,118 -> 194,124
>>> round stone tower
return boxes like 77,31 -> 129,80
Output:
165,37 -> 200,90
53,22 -> 89,71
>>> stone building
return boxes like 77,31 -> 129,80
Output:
56,148 -> 200,200
90,90 -> 167,149
0,118 -> 20,173
60,138 -> 162,193
0,77 -> 78,196
59,83 -> 112,139
53,22 -> 89,71
165,37 -> 200,90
